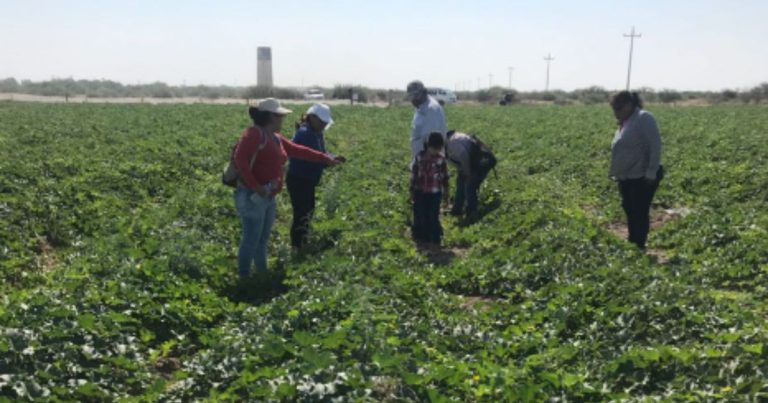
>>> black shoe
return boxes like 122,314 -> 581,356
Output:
464,211 -> 480,222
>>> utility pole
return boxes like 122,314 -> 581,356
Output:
477,77 -> 482,90
488,73 -> 493,88
544,53 -> 555,91
508,66 -> 514,89
624,26 -> 642,90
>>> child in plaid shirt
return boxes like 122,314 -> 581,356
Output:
410,133 -> 450,248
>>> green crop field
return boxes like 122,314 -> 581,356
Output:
1,101 -> 767,400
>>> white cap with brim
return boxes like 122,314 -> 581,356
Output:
306,103 -> 333,128
257,97 -> 292,115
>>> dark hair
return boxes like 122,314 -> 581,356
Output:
446,130 -> 456,139
248,107 -> 275,126
611,91 -> 643,110
294,113 -> 309,130
427,132 -> 444,149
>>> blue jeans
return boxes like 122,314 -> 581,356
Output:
452,166 -> 492,215
412,191 -> 443,244
234,187 -> 276,277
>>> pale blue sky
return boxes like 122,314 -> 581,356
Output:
1,0 -> 766,91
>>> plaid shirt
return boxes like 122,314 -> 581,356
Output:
410,150 -> 449,195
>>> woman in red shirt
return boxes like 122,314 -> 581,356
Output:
233,98 -> 343,278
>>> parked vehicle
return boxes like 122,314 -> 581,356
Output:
427,88 -> 457,105
303,88 -> 325,101
499,93 -> 516,106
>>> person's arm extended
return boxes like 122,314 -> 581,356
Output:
280,136 -> 336,164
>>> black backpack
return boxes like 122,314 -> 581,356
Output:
468,134 -> 497,174
221,129 -> 268,188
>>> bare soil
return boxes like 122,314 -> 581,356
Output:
458,295 -> 502,312
419,245 -> 469,266
603,207 -> 689,264
34,238 -> 58,272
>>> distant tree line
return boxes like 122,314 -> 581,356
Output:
0,78 -> 244,99
1,77 -> 766,105
457,83 -> 768,106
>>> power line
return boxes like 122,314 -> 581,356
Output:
623,26 -> 642,90
544,53 -> 555,91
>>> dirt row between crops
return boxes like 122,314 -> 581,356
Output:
603,206 -> 691,264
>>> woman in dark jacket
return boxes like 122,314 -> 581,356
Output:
286,103 -> 345,250
609,91 -> 663,250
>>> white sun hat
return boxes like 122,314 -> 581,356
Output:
256,98 -> 292,115
306,103 -> 333,128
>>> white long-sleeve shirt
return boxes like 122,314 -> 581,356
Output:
445,132 -> 473,176
610,108 -> 662,180
410,96 -> 447,160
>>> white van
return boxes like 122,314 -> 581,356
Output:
303,88 -> 324,101
426,88 -> 457,105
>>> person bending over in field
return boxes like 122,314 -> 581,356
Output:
232,98 -> 345,279
406,80 -> 447,164
410,133 -> 450,250
609,91 -> 664,250
444,131 -> 497,219
286,103 -> 345,251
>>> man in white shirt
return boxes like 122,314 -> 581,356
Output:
407,80 -> 447,162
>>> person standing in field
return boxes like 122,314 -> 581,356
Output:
232,98 -> 344,278
609,91 -> 664,250
286,103 -> 345,250
406,80 -> 447,162
410,133 -> 450,250
445,131 -> 497,218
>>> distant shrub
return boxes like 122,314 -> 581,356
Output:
742,82 -> 768,104
708,89 -> 738,104
332,85 -> 369,103
145,82 -> 174,98
657,89 -> 682,104
374,90 -> 389,103
571,86 -> 609,104
541,92 -> 557,102
0,77 -> 20,92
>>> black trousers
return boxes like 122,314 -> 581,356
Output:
412,191 -> 443,244
286,174 -> 318,248
618,177 -> 660,249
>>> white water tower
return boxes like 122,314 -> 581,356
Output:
257,47 -> 273,88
